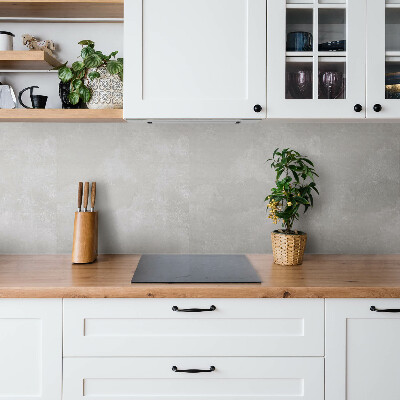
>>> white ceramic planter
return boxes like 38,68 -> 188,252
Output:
0,31 -> 14,51
84,66 -> 123,110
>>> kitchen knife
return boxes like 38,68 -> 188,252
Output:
83,182 -> 89,212
77,182 -> 83,212
91,182 -> 96,212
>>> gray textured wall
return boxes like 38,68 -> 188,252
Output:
0,121 -> 399,254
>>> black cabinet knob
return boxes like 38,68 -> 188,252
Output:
354,104 -> 362,112
373,104 -> 382,112
254,104 -> 262,113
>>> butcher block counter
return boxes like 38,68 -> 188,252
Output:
0,254 -> 399,298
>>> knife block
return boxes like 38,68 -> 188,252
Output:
72,211 -> 98,264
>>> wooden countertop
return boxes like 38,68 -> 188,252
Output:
0,254 -> 399,298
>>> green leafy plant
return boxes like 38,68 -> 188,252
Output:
265,148 -> 319,233
55,40 -> 123,105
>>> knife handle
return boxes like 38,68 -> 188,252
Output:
78,182 -> 83,211
91,182 -> 96,210
83,182 -> 89,210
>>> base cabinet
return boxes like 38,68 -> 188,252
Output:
5,297 -> 400,400
63,357 -> 324,400
0,299 -> 62,400
326,299 -> 400,400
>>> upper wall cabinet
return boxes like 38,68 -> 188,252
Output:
124,0 -> 266,120
367,0 -> 400,118
267,0 -> 366,119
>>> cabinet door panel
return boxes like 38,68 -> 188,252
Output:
366,0 -> 400,118
63,357 -> 324,400
0,299 -> 62,400
267,0 -> 366,119
64,298 -> 324,357
326,299 -> 400,400
124,0 -> 266,119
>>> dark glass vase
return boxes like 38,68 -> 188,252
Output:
59,82 -> 83,109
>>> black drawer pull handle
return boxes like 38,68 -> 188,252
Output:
172,366 -> 216,373
172,305 -> 216,312
370,306 -> 400,313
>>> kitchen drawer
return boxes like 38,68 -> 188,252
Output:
63,357 -> 324,400
63,298 -> 324,356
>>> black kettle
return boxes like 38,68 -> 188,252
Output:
18,86 -> 48,109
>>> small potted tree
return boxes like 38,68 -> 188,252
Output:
265,148 -> 319,266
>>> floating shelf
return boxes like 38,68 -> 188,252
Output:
0,0 -> 123,19
0,109 -> 124,122
0,51 -> 62,70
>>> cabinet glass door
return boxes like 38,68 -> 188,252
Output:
367,0 -> 400,117
267,0 -> 366,118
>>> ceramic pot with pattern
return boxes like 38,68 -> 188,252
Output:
84,66 -> 123,109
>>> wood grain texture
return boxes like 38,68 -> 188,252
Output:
91,182 -> 96,210
0,51 -> 61,70
72,212 -> 98,264
83,182 -> 89,210
78,182 -> 83,210
0,1 -> 123,18
0,109 -> 124,122
0,254 -> 399,298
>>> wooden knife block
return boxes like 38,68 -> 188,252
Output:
72,212 -> 98,264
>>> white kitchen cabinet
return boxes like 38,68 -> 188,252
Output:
124,0 -> 266,120
0,299 -> 62,400
267,0 -> 366,119
326,299 -> 400,400
366,0 -> 400,118
63,298 -> 324,357
63,357 -> 324,400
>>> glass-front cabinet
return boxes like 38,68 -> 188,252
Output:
367,0 -> 400,118
267,0 -> 366,118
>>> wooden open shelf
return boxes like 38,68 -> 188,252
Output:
0,109 -> 124,122
0,0 -> 123,19
0,51 -> 62,70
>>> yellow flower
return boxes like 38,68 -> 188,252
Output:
287,202 -> 292,206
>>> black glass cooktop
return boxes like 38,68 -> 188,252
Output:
131,254 -> 261,284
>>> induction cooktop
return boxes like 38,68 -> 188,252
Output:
131,254 -> 261,283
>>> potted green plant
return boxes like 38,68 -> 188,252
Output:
265,148 -> 319,266
56,40 -> 123,109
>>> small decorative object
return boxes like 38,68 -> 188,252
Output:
0,31 -> 15,51
22,34 -> 56,56
55,40 -> 123,108
0,83 -> 17,109
286,31 -> 313,52
59,82 -> 82,109
318,40 -> 346,52
385,84 -> 400,99
18,86 -> 48,109
319,71 -> 345,99
84,65 -> 123,109
286,70 -> 313,99
385,72 -> 400,85
265,148 -> 319,266
72,182 -> 98,264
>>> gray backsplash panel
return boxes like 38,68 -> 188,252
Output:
0,121 -> 399,254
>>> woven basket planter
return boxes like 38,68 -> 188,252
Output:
271,231 -> 307,266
